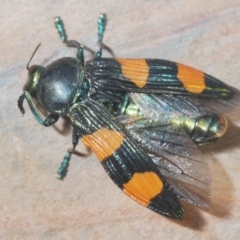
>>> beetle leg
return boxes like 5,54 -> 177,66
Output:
21,91 -> 59,126
54,17 -> 85,66
57,127 -> 80,179
57,151 -> 71,180
18,93 -> 25,115
42,114 -> 59,126
95,14 -> 107,58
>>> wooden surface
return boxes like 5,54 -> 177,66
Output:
1,1 -> 240,239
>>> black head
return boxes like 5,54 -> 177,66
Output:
21,41 -> 84,116
35,57 -> 82,115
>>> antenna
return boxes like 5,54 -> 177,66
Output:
26,43 -> 41,70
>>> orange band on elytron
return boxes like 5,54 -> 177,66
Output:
116,58 -> 149,88
82,128 -> 124,162
123,171 -> 164,206
177,63 -> 206,93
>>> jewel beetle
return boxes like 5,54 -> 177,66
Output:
18,14 -> 239,219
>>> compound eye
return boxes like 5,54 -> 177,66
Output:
28,65 -> 39,77
23,65 -> 43,94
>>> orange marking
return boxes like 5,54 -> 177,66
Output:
177,63 -> 206,93
116,58 -> 149,88
123,172 -> 163,206
82,128 -> 124,162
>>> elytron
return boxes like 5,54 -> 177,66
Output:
18,14 -> 238,219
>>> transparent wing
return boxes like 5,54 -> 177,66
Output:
118,114 -> 211,207
129,92 -> 240,119
117,92 -> 240,205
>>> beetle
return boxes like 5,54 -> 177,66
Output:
18,14 -> 239,219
